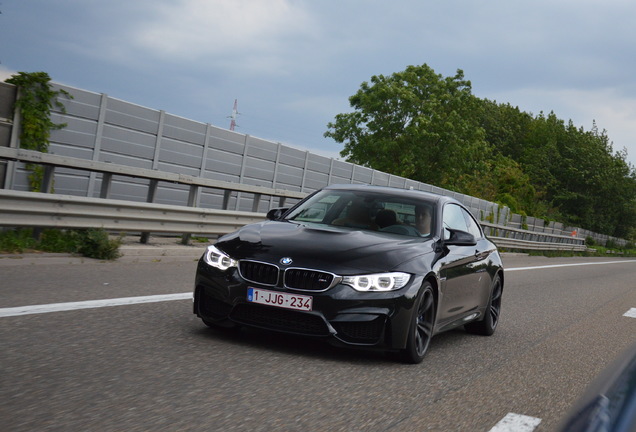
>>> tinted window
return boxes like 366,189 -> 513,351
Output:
462,208 -> 483,239
285,189 -> 434,237
442,204 -> 468,239
289,193 -> 339,222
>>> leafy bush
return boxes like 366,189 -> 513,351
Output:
605,238 -> 618,249
39,229 -> 79,252
72,229 -> 121,260
0,228 -> 121,260
0,229 -> 38,253
5,72 -> 72,191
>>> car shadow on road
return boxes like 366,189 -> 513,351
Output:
193,324 -> 393,364
190,321 -> 474,366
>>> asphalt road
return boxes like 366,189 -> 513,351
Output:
1,253 -> 635,432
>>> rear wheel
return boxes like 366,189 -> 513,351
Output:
465,274 -> 502,336
400,282 -> 435,364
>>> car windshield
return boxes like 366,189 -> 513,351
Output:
285,189 -> 434,237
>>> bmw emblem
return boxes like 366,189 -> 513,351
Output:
280,257 -> 293,266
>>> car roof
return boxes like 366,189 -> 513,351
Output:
323,184 -> 458,206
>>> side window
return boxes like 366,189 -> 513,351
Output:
462,208 -> 483,239
442,204 -> 468,239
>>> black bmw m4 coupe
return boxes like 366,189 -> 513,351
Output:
194,184 -> 504,363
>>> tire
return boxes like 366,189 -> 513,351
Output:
400,282 -> 436,364
465,274 -> 502,336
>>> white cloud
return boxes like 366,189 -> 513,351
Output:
4,0 -> 636,166
130,0 -> 318,72
575,91 -> 636,158
0,65 -> 16,82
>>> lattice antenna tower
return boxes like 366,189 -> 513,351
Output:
228,99 -> 240,131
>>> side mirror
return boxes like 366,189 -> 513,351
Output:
266,207 -> 289,221
444,229 -> 477,246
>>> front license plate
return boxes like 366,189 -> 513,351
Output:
247,288 -> 313,311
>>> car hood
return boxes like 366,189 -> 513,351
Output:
216,221 -> 435,274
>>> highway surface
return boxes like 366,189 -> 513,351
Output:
1,252 -> 635,431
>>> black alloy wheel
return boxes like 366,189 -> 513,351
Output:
401,282 -> 435,364
465,274 -> 502,336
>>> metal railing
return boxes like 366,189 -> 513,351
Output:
0,146 -> 588,251
481,222 -> 586,251
0,189 -> 265,236
0,146 -> 305,211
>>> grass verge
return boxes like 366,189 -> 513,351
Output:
0,228 -> 122,260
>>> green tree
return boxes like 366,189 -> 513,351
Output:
325,64 -> 491,192
480,102 -> 636,237
465,153 -> 542,215
326,64 -> 636,238
476,99 -> 533,162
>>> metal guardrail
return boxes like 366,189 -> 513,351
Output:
0,146 -> 590,251
0,189 -> 588,250
0,189 -> 265,235
481,222 -> 586,251
489,237 -> 587,252
0,146 -> 307,211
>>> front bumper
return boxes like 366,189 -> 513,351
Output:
193,258 -> 422,350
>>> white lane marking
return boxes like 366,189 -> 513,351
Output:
0,293 -> 192,317
624,308 -> 636,318
489,413 -> 541,432
491,261 -> 636,431
507,259 -> 636,272
2,260 -> 635,318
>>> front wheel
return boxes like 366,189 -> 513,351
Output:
465,274 -> 502,336
400,282 -> 435,364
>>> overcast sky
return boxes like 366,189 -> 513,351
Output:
2,0 -> 636,167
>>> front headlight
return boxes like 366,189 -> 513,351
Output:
203,245 -> 238,271
342,272 -> 411,292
